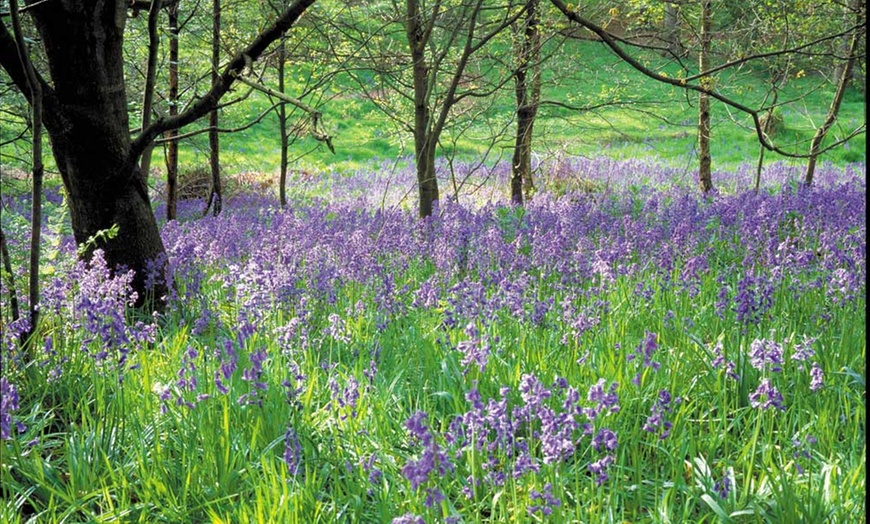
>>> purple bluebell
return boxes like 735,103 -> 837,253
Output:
588,454 -> 615,486
748,337 -> 784,372
710,341 -> 740,380
714,473 -> 732,499
749,379 -> 786,411
284,426 -> 303,477
582,378 -> 620,421
790,335 -> 816,362
1,377 -> 23,440
592,428 -> 619,451
456,322 -> 490,373
809,362 -> 824,392
528,482 -> 561,516
643,389 -> 677,439
627,332 -> 661,385
401,411 -> 454,491
391,513 -> 425,524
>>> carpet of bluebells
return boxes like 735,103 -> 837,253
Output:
1,157 -> 865,522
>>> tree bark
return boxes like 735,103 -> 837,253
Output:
511,0 -> 541,205
663,2 -> 683,58
697,0 -> 713,194
0,226 -> 20,324
278,31 -> 289,207
407,0 -> 440,218
18,4 -> 168,307
204,0 -> 223,216
10,0 -> 44,337
165,0 -> 180,220
139,0 -> 163,182
804,0 -> 863,186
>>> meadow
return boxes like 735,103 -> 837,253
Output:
0,156 -> 866,523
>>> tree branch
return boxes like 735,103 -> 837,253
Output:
129,0 -> 317,163
234,75 -> 335,153
547,0 -> 866,159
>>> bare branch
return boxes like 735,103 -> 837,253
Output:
129,0 -> 317,162
547,0 -> 866,159
234,75 -> 335,153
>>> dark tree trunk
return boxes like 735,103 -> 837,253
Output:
204,0 -> 223,216
165,1 -> 180,221
416,141 -> 439,218
139,0 -> 163,182
10,0 -> 44,337
805,0 -> 862,186
9,2 -> 169,307
278,33 -> 289,207
407,0 -> 439,218
511,0 -> 541,205
0,226 -> 20,323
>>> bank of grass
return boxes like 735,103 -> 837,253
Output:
168,38 -> 865,178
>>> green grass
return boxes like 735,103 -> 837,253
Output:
135,38 -> 865,180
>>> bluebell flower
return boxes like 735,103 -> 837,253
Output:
713,474 -> 732,499
592,428 -> 618,452
749,379 -> 785,411
528,482 -> 561,516
809,362 -> 824,392
588,454 -> 615,486
391,513 -> 424,524
748,337 -> 784,372
284,426 -> 303,477
1,377 -> 23,440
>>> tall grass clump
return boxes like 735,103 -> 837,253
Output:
1,157 -> 864,523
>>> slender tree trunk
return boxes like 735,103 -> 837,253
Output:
754,109 -> 773,194
511,0 -> 541,205
10,0 -> 44,339
697,0 -> 713,194
0,226 -> 20,324
663,2 -> 683,57
407,0 -> 439,218
165,1 -> 180,220
754,88 -> 779,194
139,0 -> 163,182
204,0 -> 223,216
804,0 -> 862,186
278,33 -> 289,207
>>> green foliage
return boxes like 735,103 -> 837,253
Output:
76,224 -> 120,257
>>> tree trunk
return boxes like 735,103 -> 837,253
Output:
511,0 -> 541,205
754,100 -> 777,194
4,4 -> 170,308
407,0 -> 439,218
804,0 -> 862,186
165,1 -> 180,221
278,33 -> 289,207
697,0 -> 713,194
139,0 -> 163,182
10,0 -> 44,337
663,2 -> 683,57
0,226 -> 20,324
204,0 -> 223,216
